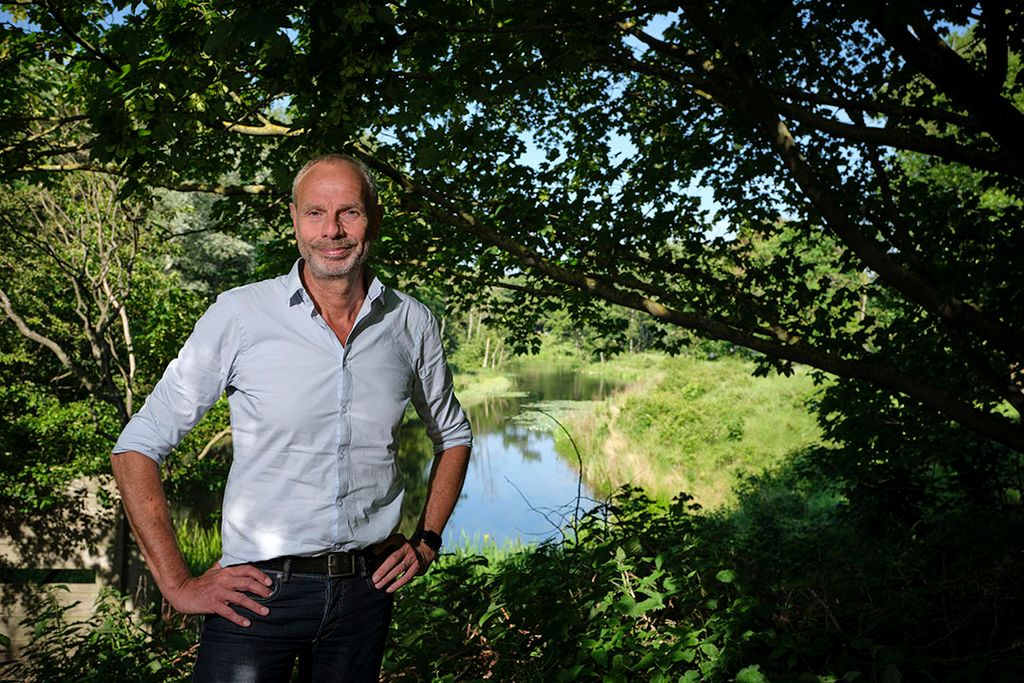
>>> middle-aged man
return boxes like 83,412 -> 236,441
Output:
110,153 -> 473,681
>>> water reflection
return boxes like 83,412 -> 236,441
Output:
398,365 -> 619,547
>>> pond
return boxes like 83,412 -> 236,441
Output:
398,364 -> 619,548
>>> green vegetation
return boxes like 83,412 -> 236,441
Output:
392,478 -> 1024,681
3,2 -> 1024,680
174,522 -> 221,578
0,588 -> 196,683
561,353 -> 822,508
9,479 -> 1021,682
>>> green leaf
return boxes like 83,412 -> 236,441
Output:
735,664 -> 768,683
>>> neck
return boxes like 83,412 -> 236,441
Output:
299,261 -> 370,332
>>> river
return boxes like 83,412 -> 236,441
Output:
398,364 -> 618,548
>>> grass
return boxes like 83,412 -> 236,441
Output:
174,520 -> 221,576
560,353 -> 823,509
452,368 -> 519,407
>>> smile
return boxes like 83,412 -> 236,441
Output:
318,246 -> 355,258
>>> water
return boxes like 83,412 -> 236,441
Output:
404,365 -> 618,548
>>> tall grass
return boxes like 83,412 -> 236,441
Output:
561,353 -> 823,508
174,520 -> 221,576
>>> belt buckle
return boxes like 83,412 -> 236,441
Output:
327,552 -> 356,577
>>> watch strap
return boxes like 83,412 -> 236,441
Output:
411,529 -> 442,553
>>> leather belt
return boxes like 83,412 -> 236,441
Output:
254,550 -> 369,578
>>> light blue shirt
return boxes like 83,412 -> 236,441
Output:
113,260 -> 472,566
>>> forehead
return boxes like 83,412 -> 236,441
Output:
294,161 -> 367,206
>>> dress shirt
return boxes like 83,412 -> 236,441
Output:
113,260 -> 472,567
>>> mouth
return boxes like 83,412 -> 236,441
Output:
314,242 -> 357,259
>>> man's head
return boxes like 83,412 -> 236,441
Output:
289,154 -> 383,282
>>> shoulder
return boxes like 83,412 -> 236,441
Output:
383,286 -> 434,320
378,285 -> 439,338
215,272 -> 291,310
218,272 -> 290,305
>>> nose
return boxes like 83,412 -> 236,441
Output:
324,212 -> 346,238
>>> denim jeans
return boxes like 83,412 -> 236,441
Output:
192,556 -> 394,683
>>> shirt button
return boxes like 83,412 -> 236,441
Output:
341,405 -> 348,414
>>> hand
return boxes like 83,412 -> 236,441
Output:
371,533 -> 437,593
165,561 -> 273,627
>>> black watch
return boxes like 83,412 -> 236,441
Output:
411,529 -> 442,553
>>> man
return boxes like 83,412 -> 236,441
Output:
111,154 -> 472,681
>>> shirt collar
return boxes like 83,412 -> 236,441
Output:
286,258 -> 386,308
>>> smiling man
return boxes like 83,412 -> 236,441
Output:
111,154 -> 472,682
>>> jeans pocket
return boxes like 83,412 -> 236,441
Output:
246,571 -> 282,605
363,555 -> 391,594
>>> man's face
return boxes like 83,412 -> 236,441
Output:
290,161 -> 382,282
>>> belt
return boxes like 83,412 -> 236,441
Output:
253,550 -> 371,578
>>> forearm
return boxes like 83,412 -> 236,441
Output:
110,450 -> 191,597
418,444 -> 471,535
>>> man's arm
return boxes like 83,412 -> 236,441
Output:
371,444 -> 470,592
112,450 -> 272,626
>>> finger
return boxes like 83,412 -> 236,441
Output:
386,560 -> 420,593
378,552 -> 421,591
373,561 -> 405,589
214,601 -> 253,628
232,593 -> 271,617
372,547 -> 408,584
226,564 -> 273,587
233,575 -> 273,598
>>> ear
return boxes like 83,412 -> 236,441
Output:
289,202 -> 299,232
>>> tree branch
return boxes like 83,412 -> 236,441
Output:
352,145 -> 1024,452
683,4 -> 1024,365
768,86 -> 978,130
220,120 -> 304,137
873,9 -> 1024,159
42,0 -> 119,72
14,164 -> 272,195
775,100 -> 1024,177
0,285 -> 95,393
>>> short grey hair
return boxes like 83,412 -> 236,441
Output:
291,153 -> 379,210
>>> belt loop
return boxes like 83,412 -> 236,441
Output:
282,558 -> 293,583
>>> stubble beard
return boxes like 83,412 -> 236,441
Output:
299,239 -> 371,281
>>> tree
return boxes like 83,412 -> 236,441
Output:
2,0 -> 1021,464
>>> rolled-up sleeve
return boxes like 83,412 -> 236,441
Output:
112,295 -> 242,464
410,314 -> 472,453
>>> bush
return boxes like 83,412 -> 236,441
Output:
0,587 -> 197,683
385,481 -> 1024,681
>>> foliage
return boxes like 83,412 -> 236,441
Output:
174,520 -> 221,578
2,0 -> 1021,458
385,482 -> 1024,682
0,174 -> 229,514
0,587 -> 195,683
561,353 -> 822,507
4,478 -> 1021,681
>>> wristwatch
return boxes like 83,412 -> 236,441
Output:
411,529 -> 442,553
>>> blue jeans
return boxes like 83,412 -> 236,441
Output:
193,556 -> 394,682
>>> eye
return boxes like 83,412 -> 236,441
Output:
305,208 -> 324,218
342,208 -> 364,222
